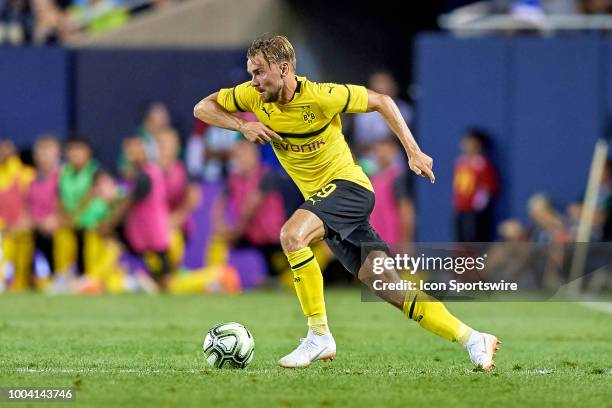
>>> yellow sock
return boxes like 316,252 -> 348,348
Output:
286,247 -> 329,335
403,291 -> 472,345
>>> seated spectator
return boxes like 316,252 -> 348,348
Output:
351,71 -> 412,164
122,136 -> 171,290
567,159 -> 612,241
528,193 -> 573,243
0,139 -> 35,290
27,135 -> 61,278
90,168 -> 126,237
498,218 -> 528,242
31,0 -> 65,44
453,128 -> 498,242
57,136 -> 99,276
369,138 -> 415,243
186,112 -> 257,182
74,168 -> 129,293
65,0 -> 128,35
579,0 -> 612,14
212,141 -> 286,277
527,193 -> 572,287
119,102 -> 171,176
137,101 -> 170,161
52,163 -> 124,294
444,0 -> 580,35
484,219 -> 538,286
0,0 -> 33,45
154,126 -> 201,267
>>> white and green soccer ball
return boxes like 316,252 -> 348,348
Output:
203,322 -> 255,369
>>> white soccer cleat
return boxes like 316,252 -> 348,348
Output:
465,331 -> 501,371
278,330 -> 336,368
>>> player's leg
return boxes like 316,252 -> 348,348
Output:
277,208 -> 336,368
280,209 -> 327,333
358,249 -> 473,343
352,226 -> 500,371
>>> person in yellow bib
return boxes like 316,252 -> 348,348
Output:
194,35 -> 500,370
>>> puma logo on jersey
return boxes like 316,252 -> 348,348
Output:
261,106 -> 274,120
306,197 -> 321,205
272,140 -> 326,153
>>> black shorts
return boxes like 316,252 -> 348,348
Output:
300,180 -> 388,276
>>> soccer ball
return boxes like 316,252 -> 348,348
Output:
202,322 -> 255,369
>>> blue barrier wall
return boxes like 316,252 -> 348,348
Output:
0,47 -> 70,147
510,38 -> 602,222
0,47 -> 245,165
1,40 -> 611,242
415,34 -> 607,241
73,48 -> 246,166
415,36 -> 511,242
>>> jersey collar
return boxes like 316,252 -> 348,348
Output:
285,76 -> 304,104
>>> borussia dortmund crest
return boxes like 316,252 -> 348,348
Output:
302,106 -> 316,124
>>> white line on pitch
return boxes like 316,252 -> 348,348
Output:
578,302 -> 612,314
9,368 -> 202,374
5,367 -> 601,376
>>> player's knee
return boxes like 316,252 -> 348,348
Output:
357,251 -> 375,283
280,223 -> 308,253
357,250 -> 388,284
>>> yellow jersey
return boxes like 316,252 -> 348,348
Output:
217,76 -> 373,198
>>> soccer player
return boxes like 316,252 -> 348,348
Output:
194,35 -> 500,370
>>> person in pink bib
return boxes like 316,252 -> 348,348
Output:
213,140 -> 286,277
154,127 -> 201,268
122,136 -> 171,288
369,138 -> 415,244
28,135 -> 62,275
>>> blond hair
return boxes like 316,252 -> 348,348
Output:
247,34 -> 296,72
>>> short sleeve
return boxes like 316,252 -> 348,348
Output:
217,81 -> 257,113
320,83 -> 369,118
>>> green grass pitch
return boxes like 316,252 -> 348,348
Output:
0,290 -> 611,407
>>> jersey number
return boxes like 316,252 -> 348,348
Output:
307,183 -> 336,204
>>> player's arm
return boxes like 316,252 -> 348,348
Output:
366,90 -> 435,183
193,92 -> 282,144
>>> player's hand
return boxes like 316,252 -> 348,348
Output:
239,121 -> 283,144
408,150 -> 435,183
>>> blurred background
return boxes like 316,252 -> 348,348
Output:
1,0 -> 612,294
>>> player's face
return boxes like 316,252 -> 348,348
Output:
247,54 -> 283,103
